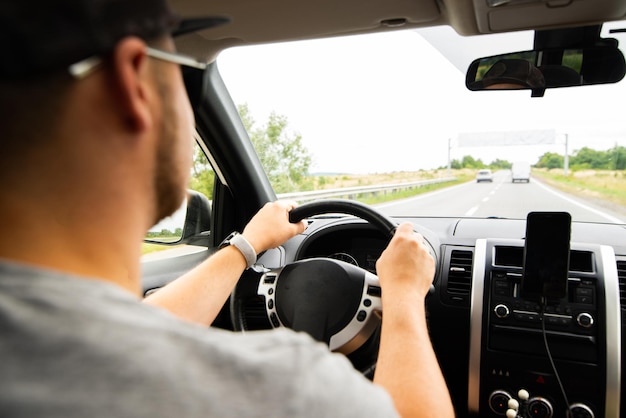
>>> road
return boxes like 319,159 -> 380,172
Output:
143,171 -> 625,261
375,170 -> 626,224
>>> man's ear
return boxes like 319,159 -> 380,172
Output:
109,37 -> 154,133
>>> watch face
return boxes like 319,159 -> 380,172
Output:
219,231 -> 240,249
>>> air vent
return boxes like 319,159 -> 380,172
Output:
617,260 -> 626,313
448,250 -> 474,295
241,296 -> 271,330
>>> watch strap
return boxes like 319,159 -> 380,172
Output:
220,232 -> 257,269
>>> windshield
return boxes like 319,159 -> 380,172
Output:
216,23 -> 626,224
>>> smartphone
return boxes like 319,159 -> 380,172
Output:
521,212 -> 571,300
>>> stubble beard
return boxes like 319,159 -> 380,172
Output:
152,78 -> 190,227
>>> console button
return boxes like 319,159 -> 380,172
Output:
574,287 -> 594,304
545,315 -> 571,327
527,397 -> 553,418
494,304 -> 510,319
576,312 -> 594,328
494,280 -> 512,296
524,371 -> 553,386
488,390 -> 511,415
569,403 -> 594,418
270,312 -> 280,327
513,311 -> 540,322
356,310 -> 367,322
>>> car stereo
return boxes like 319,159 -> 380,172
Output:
467,237 -> 621,418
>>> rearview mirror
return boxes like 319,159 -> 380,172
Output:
465,45 -> 626,97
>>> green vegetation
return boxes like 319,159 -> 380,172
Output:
142,230 -> 183,255
536,146 -> 626,170
562,49 -> 583,73
189,146 -> 214,200
443,147 -> 626,173
534,152 -> 563,169
239,104 -> 313,193
145,229 -> 183,239
442,156 -> 511,170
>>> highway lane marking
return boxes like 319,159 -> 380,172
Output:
465,206 -> 479,216
534,180 -> 624,224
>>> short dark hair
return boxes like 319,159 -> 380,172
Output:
0,74 -> 72,159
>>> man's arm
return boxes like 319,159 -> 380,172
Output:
143,200 -> 306,325
373,223 -> 455,417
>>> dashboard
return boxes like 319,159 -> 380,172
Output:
142,214 -> 626,417
281,215 -> 626,417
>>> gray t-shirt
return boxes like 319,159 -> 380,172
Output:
0,261 -> 398,417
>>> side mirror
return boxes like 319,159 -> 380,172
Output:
466,45 -> 626,97
144,189 -> 211,246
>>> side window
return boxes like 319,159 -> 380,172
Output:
142,141 -> 215,256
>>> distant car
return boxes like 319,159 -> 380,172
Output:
511,161 -> 531,183
476,169 -> 493,182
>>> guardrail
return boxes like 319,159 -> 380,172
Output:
277,177 -> 457,202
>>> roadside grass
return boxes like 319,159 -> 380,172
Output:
532,168 -> 626,207
142,242 -> 184,255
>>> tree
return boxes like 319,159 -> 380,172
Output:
238,104 -> 313,193
449,159 -> 462,169
609,146 -> 626,170
489,159 -> 512,170
570,147 -> 610,169
535,152 -> 563,169
189,144 -> 215,199
461,155 -> 485,169
448,156 -> 489,169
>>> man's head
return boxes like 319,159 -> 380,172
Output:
0,0 -> 226,230
480,59 -> 546,90
0,0 -> 226,79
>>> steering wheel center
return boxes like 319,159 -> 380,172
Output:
256,258 -> 382,353
274,259 -> 364,344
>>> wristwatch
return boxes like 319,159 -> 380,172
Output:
218,231 -> 257,269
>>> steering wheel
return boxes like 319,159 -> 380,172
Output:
230,199 -> 431,374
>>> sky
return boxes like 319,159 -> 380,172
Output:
215,23 -> 626,174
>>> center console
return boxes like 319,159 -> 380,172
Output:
468,239 -> 621,417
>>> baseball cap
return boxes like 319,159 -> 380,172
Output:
480,59 -> 546,89
0,0 -> 229,79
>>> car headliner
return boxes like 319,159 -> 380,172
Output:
170,0 -> 626,61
